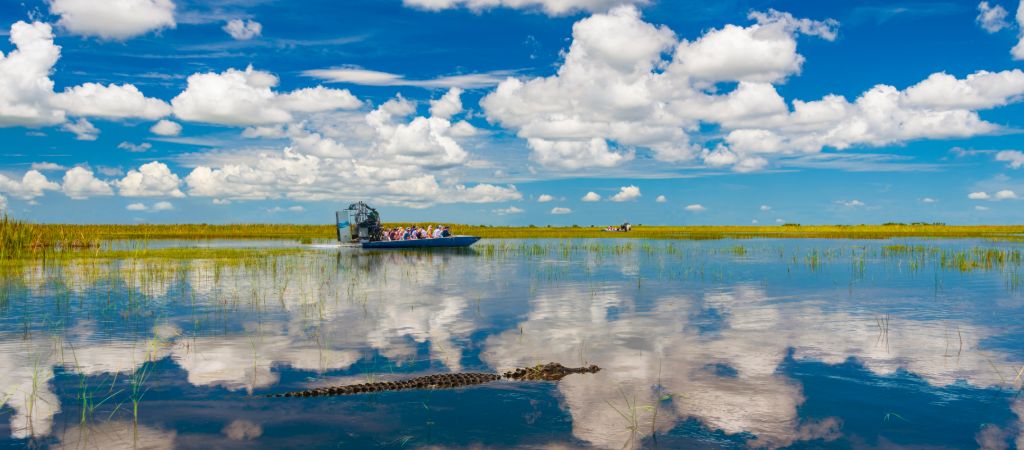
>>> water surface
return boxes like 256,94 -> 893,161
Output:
1,239 -> 1022,449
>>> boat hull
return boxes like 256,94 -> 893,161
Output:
361,236 -> 481,249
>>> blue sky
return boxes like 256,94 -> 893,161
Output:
1,0 -> 1024,225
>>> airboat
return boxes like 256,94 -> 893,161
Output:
337,202 -> 481,249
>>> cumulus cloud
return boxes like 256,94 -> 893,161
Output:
480,6 -> 1024,173
837,199 -> 865,207
550,206 -> 572,214
0,21 -> 168,135
0,170 -> 60,200
126,202 -> 147,211
402,0 -> 649,16
61,118 -> 98,140
922,197 -> 937,203
492,206 -> 524,215
31,162 -> 64,171
1014,0 -> 1024,59
223,19 -> 261,40
51,83 -> 170,119
117,161 -> 185,197
609,185 -> 640,202
581,191 -> 601,202
171,65 -> 361,126
675,9 -> 837,84
760,204 -> 772,211
684,203 -> 705,212
0,22 -> 66,127
429,87 -> 463,119
150,119 -> 182,136
995,189 -> 1019,200
996,150 -> 1024,168
537,194 -> 554,202
656,195 -> 666,203
152,200 -> 173,211
118,141 -> 152,153
180,91 -> 520,207
62,167 -> 113,199
965,189 -> 1017,202
978,1 -> 1010,32
49,0 -> 176,40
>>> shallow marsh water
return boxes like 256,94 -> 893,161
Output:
1,238 -> 1023,449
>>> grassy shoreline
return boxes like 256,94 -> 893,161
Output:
8,222 -> 1024,242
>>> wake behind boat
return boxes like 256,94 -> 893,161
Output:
337,202 -> 481,249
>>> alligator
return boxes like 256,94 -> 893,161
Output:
267,362 -> 601,398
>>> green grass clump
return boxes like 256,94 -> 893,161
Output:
1,214 -> 100,259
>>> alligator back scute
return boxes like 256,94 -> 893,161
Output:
268,363 -> 599,398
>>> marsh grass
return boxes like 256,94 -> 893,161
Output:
5,217 -> 1024,259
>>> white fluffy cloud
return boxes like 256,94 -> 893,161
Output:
403,0 -> 649,16
581,191 -> 601,202
429,87 -> 463,119
223,19 -> 261,40
902,70 -> 1024,110
117,161 -> 185,197
967,189 -> 1018,202
978,1 -> 1010,32
0,170 -> 60,200
537,194 -> 554,202
996,150 -> 1024,168
118,141 -> 152,153
48,0 -> 176,40
61,166 -> 113,199
480,6 -> 1024,173
182,89 -> 520,207
61,118 -> 99,140
152,200 -> 173,211
150,119 -> 181,136
126,202 -> 147,211
674,9 -> 837,84
171,66 -> 361,126
492,206 -> 524,215
655,195 -> 666,203
0,21 -> 169,136
51,83 -> 170,119
550,206 -> 572,214
996,189 -> 1019,200
609,185 -> 640,202
684,203 -> 705,212
0,22 -> 65,127
1014,0 -> 1024,59
837,199 -> 865,207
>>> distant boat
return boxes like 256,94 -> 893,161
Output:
361,236 -> 481,249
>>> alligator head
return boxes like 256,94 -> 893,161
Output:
503,362 -> 601,381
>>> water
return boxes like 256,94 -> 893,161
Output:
1,239 -> 1023,449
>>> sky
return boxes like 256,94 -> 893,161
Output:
0,0 -> 1023,226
